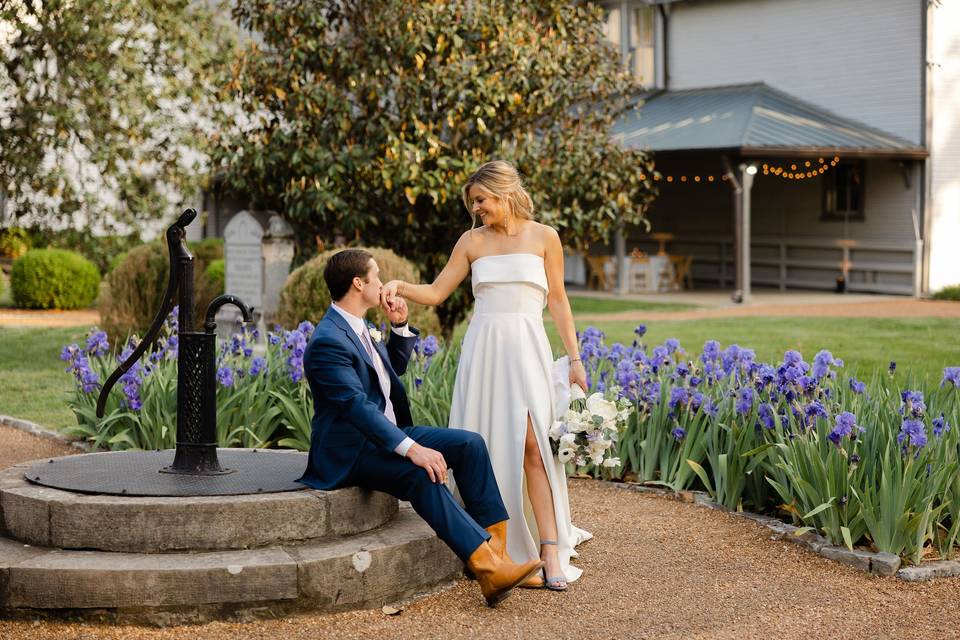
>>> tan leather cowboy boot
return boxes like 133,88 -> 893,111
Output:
465,541 -> 544,607
485,520 -> 544,588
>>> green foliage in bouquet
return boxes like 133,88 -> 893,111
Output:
10,248 -> 100,309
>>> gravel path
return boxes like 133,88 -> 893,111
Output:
574,299 -> 960,323
0,309 -> 100,328
1,437 -> 959,640
0,423 -> 77,468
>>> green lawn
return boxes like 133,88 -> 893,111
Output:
0,327 -> 86,430
545,316 -> 960,385
2,316 -> 958,432
566,294 -> 696,314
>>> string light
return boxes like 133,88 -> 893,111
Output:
642,156 -> 842,185
762,156 -> 841,181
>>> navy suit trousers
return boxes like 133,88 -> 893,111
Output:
347,426 -> 508,561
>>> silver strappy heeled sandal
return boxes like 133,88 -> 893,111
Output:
540,540 -> 568,591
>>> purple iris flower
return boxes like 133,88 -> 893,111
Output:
703,399 -> 719,418
813,350 -> 843,380
804,401 -> 828,426
216,366 -> 235,388
941,367 -> 960,389
828,412 -> 857,446
735,387 -> 754,415
671,427 -> 687,441
933,414 -> 951,437
85,330 -> 110,357
701,340 -> 721,363
900,390 -> 926,418
668,387 -> 689,411
250,357 -> 267,377
758,403 -> 776,429
297,320 -> 315,336
849,377 -> 866,395
898,418 -> 927,450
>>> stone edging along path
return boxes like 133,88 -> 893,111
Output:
610,482 -> 960,582
0,415 -> 88,451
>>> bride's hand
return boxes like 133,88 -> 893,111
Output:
381,280 -> 403,310
569,359 -> 587,392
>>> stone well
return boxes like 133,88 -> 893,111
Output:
0,453 -> 461,624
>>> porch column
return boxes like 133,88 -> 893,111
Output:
739,163 -> 755,303
723,158 -> 755,304
615,224 -> 628,294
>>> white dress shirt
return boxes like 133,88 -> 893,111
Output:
331,303 -> 415,457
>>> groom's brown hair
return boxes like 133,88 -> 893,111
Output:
325,249 -> 374,301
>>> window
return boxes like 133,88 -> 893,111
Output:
629,5 -> 656,86
822,161 -> 865,221
603,5 -> 621,48
601,1 -> 658,88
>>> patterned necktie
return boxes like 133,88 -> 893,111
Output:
361,327 -> 396,425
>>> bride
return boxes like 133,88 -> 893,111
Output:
381,160 -> 591,590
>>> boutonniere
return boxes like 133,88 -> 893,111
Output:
368,327 -> 383,343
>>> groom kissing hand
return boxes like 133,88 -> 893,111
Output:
297,249 -> 543,606
379,293 -> 448,484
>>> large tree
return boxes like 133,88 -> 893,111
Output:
0,0 -> 235,231
217,0 -> 657,332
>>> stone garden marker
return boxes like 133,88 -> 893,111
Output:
220,210 -> 295,334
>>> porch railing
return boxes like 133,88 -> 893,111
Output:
628,235 -> 920,296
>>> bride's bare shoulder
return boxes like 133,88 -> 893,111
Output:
530,221 -> 560,242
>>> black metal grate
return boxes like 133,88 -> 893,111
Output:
25,450 -> 309,496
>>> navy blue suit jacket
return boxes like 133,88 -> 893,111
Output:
299,308 -> 419,490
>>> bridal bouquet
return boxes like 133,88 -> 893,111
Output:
549,357 -> 631,468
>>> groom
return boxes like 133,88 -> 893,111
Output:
298,249 -> 543,606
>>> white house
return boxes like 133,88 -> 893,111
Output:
600,0 -> 960,298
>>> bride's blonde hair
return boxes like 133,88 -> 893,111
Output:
462,160 -> 534,229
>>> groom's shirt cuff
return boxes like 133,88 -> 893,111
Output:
394,437 -> 415,457
391,325 -> 413,338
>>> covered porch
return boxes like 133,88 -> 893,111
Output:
588,82 -> 929,302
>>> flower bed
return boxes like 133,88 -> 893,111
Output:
61,315 -> 960,564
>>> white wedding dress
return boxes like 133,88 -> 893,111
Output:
449,253 -> 592,582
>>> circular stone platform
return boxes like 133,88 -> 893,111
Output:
0,465 -> 397,552
0,456 -> 462,623
23,449 -> 306,496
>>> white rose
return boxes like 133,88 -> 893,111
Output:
586,393 -> 619,421
559,432 -> 577,448
602,457 -> 621,468
368,327 -> 383,343
570,383 -> 587,401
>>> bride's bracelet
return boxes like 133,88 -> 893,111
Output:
398,281 -> 405,297
569,357 -> 582,364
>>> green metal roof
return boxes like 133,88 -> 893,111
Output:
614,83 -> 927,158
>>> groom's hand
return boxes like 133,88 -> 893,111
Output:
384,296 -> 409,326
406,442 -> 448,483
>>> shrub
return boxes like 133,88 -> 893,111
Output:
0,227 -> 31,259
10,249 -> 100,309
277,247 -> 441,336
197,258 -> 225,306
933,285 -> 960,301
25,227 -> 140,274
98,240 -> 224,341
